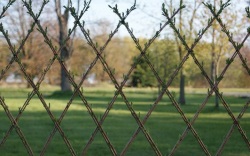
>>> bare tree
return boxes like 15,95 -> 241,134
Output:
3,1 -> 51,87
54,0 -> 80,91
134,0 -> 202,105
177,0 -> 186,105
54,0 -> 71,91
203,0 -> 247,108
169,0 -> 202,105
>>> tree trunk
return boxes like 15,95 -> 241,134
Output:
59,22 -> 72,91
211,54 -> 219,108
178,0 -> 186,105
215,92 -> 219,108
214,61 -> 219,108
211,13 -> 219,108
55,0 -> 72,91
61,62 -> 71,91
211,0 -> 219,108
179,70 -> 186,105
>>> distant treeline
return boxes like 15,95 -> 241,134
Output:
0,35 -> 249,88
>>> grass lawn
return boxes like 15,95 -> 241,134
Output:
0,86 -> 249,156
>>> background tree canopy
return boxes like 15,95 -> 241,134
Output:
0,0 -> 249,90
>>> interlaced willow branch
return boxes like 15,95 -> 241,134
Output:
0,0 -> 53,147
34,1 -> 103,155
68,2 -> 139,155
0,0 -> 249,155
206,0 -> 250,150
116,3 -> 212,156
0,0 -> 78,155
216,99 -> 250,155
170,30 -> 250,155
122,0 -> 222,154
0,97 -> 33,155
77,2 -> 185,156
167,0 -> 250,155
22,1 -> 118,155
40,0 -> 128,154
73,1 -> 163,155
0,0 -> 15,19
119,4 -> 188,156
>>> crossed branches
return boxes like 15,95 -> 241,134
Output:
0,0 -> 249,156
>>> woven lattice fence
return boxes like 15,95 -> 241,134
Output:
0,0 -> 250,155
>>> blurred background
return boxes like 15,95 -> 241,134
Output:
0,0 -> 249,90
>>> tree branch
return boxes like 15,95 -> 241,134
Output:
54,0 -> 61,18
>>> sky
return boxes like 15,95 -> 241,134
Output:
71,0 -> 172,38
0,0 -> 163,41
77,0 -> 249,39
0,0 -> 249,40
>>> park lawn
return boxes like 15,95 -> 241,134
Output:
0,87 -> 249,156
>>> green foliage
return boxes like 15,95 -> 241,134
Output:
131,56 -> 157,87
131,39 -> 178,87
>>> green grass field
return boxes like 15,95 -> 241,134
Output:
0,87 -> 249,156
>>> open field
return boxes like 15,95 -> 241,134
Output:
0,87 -> 249,156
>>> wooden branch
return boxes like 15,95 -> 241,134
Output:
54,0 -> 61,18
188,0 -> 202,38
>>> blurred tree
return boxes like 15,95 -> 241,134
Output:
54,0 -> 73,91
168,0 -> 202,105
2,1 -> 52,87
102,36 -> 137,82
188,41 -> 210,87
201,0 -> 247,108
0,41 -> 9,69
83,20 -> 137,83
69,38 -> 93,84
131,54 -> 157,87
68,19 -> 137,85
131,38 -> 177,87
236,45 -> 250,87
